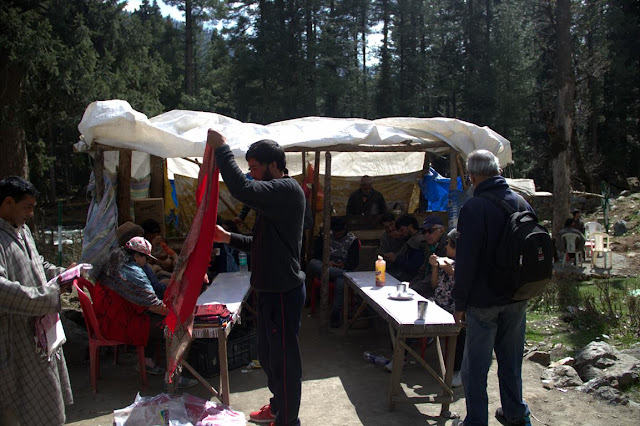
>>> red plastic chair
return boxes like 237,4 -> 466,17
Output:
73,278 -> 147,393
310,277 -> 335,315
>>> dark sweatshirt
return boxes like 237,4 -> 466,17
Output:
452,176 -> 533,312
215,145 -> 306,293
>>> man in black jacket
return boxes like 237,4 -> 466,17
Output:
208,130 -> 305,426
346,175 -> 387,215
452,150 -> 532,426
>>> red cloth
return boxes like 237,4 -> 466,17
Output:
92,282 -> 150,346
164,143 -> 219,377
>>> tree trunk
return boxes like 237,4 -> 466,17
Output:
185,0 -> 195,95
0,55 -> 28,179
550,0 -> 575,237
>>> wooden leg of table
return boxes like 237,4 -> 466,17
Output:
343,277 -> 349,331
182,360 -> 221,399
388,334 -> 405,411
344,300 -> 367,335
218,334 -> 230,406
440,335 -> 457,416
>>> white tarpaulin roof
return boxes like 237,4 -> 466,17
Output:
76,100 -> 513,179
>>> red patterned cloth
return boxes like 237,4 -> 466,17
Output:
164,143 -> 219,377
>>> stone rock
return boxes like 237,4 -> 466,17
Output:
574,341 -> 640,387
613,220 -> 628,236
525,350 -> 551,366
541,379 -> 554,389
541,365 -> 583,388
621,343 -> 640,361
575,342 -> 617,370
578,377 -> 629,405
550,357 -> 575,367
619,190 -> 631,197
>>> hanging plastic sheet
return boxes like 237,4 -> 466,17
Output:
418,167 -> 463,212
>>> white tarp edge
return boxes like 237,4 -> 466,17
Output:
76,100 -> 513,178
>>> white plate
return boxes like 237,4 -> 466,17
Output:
388,291 -> 415,300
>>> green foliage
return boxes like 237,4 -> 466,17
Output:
528,275 -> 640,355
1,0 -> 638,200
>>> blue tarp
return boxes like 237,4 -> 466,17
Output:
418,168 -> 464,212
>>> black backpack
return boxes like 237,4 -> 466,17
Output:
479,192 -> 553,300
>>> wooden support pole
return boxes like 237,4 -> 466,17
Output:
117,149 -> 132,225
320,151 -> 332,333
311,152 -> 320,231
93,149 -> 104,203
449,148 -> 458,191
456,153 -> 468,190
149,155 -> 164,198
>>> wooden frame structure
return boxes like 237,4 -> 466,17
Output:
86,140 -> 469,331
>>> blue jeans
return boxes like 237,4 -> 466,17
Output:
461,300 -> 530,425
307,259 -> 344,311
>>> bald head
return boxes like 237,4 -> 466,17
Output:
360,175 -> 373,194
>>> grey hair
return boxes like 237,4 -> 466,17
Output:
466,149 -> 500,177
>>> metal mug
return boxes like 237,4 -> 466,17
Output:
417,300 -> 428,320
396,282 -> 407,295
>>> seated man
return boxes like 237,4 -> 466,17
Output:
409,216 -> 448,297
383,214 -> 426,282
307,217 -> 360,327
141,218 -> 178,277
556,217 -> 586,260
346,175 -> 387,215
376,212 -> 406,257
571,208 -> 585,235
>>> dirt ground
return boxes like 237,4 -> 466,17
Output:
61,311 -> 640,426
57,193 -> 640,425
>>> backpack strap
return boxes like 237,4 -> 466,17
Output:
478,192 -> 516,215
478,191 -> 530,214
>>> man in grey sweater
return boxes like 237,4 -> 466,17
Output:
208,130 -> 305,426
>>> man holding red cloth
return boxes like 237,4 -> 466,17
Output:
208,130 -> 306,426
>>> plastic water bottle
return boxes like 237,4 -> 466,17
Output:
363,351 -> 389,366
238,252 -> 248,272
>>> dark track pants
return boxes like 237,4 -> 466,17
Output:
257,284 -> 306,426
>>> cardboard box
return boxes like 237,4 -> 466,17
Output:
134,198 -> 165,237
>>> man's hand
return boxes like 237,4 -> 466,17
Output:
383,252 -> 396,262
213,224 -> 231,244
207,129 -> 226,149
454,311 -> 466,327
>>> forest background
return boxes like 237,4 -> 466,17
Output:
1,0 -> 638,224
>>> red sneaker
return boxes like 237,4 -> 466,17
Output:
249,404 -> 275,424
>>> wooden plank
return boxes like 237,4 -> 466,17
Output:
449,148 -> 458,191
117,149 -> 132,224
320,151 -> 332,332
93,148 -> 104,203
149,155 -> 164,198
284,141 -> 450,152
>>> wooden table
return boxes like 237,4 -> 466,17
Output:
168,271 -> 252,405
343,271 -> 461,416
